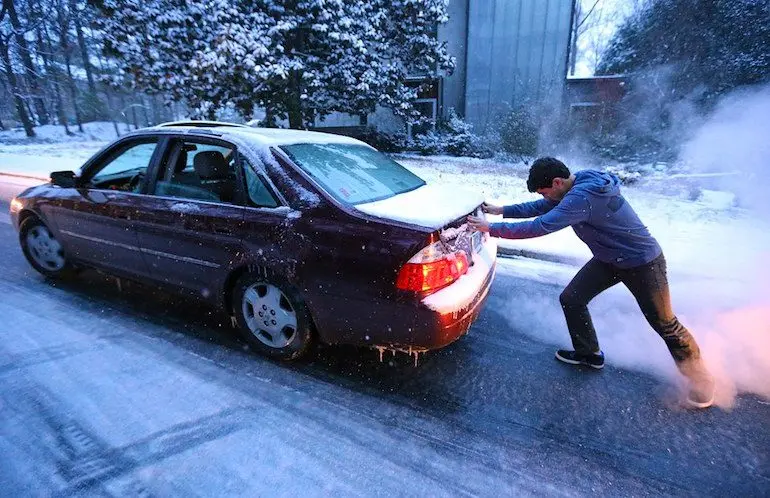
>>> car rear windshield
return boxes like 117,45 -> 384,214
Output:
280,143 -> 426,205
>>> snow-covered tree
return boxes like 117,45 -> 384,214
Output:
597,0 -> 770,103
583,0 -> 770,162
93,0 -> 455,128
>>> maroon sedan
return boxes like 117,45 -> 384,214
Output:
10,121 -> 497,360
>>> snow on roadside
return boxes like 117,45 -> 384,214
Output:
0,149 -> 104,179
0,121 -> 120,144
0,122 -> 121,178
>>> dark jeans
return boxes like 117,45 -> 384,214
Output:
559,254 -> 701,364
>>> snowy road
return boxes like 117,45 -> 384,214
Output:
0,178 -> 768,496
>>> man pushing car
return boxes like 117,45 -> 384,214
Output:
467,157 -> 714,409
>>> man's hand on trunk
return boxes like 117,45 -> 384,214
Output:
467,215 -> 490,233
481,202 -> 503,215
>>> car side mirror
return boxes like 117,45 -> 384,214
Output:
50,170 -> 78,188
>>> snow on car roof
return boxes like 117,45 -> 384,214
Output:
151,121 -> 369,148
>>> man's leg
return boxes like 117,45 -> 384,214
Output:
619,254 -> 701,362
619,254 -> 713,407
559,258 -> 620,358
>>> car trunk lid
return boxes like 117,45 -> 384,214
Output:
353,183 -> 484,231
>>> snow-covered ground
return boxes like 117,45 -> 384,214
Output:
0,121 -> 121,144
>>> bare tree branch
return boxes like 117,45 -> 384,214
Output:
577,0 -> 602,31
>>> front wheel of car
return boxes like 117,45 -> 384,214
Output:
19,217 -> 75,279
232,274 -> 315,361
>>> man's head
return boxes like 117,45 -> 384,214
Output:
526,157 -> 572,201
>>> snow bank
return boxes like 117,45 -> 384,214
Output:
0,121 -> 120,144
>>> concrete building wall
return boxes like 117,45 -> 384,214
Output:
455,0 -> 574,132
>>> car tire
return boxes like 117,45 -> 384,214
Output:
19,216 -> 75,279
232,273 -> 315,361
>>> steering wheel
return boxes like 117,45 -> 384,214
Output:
128,171 -> 145,192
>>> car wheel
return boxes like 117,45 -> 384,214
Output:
19,217 -> 75,279
232,274 -> 314,361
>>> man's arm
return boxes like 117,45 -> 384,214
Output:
502,198 -> 558,218
488,194 -> 590,239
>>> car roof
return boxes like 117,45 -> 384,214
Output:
126,120 -> 369,149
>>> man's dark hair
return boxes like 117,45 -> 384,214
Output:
526,157 -> 570,192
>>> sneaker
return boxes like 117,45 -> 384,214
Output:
686,378 -> 715,409
678,359 -> 716,409
555,349 -> 605,370
686,388 -> 714,409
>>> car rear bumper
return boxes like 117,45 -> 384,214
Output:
414,260 -> 496,349
381,235 -> 498,351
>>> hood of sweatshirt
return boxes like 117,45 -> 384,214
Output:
571,170 -> 621,197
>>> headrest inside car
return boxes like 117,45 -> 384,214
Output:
193,151 -> 228,179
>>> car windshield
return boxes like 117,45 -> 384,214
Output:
280,143 -> 426,205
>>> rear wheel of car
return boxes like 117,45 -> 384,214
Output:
19,217 -> 75,279
232,274 -> 314,361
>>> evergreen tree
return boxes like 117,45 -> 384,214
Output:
598,0 -> 770,103
93,0 -> 454,128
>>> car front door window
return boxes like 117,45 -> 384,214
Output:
89,140 -> 159,192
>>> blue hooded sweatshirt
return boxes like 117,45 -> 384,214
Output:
489,170 -> 662,268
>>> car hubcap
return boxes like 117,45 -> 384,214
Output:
26,225 -> 66,271
241,283 -> 298,349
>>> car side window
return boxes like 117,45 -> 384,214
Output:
155,140 -> 238,204
242,158 -> 279,208
89,140 -> 159,192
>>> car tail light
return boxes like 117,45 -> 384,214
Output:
396,241 -> 469,293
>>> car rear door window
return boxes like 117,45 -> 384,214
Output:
280,143 -> 426,205
155,140 -> 238,203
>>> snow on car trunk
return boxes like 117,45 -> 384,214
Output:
353,184 -> 484,230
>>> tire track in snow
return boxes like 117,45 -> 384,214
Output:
1,382 -> 151,497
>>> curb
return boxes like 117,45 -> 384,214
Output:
496,246 -> 586,267
0,171 -> 49,181
495,246 -> 739,283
